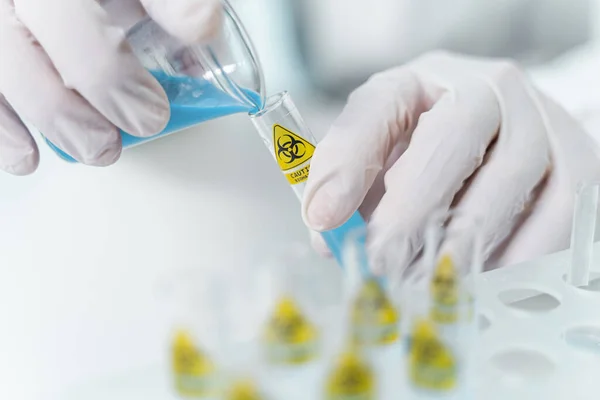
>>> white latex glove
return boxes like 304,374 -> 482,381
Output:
0,0 -> 221,175
303,51 -> 600,271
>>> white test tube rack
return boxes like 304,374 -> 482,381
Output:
470,181 -> 600,400
65,183 -> 600,400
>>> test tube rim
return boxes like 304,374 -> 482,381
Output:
248,91 -> 293,118
576,180 -> 600,193
424,208 -> 485,278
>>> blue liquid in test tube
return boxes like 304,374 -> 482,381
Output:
321,211 -> 367,269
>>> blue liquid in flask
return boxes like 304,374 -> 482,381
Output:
45,71 -> 260,162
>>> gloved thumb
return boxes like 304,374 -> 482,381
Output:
302,135 -> 382,232
302,69 -> 426,231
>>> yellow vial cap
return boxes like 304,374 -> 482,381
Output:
352,278 -> 399,345
172,330 -> 215,375
171,330 -> 216,397
263,296 -> 318,364
430,254 -> 459,324
224,379 -> 264,400
409,319 -> 457,391
325,347 -> 374,400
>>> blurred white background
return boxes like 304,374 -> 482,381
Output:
1,1 -> 599,399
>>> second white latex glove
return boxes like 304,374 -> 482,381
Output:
303,51 -> 600,271
0,0 -> 221,175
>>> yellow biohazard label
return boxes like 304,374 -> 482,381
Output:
273,124 -> 316,171
430,255 -> 459,324
224,379 -> 264,400
325,347 -> 374,400
351,278 -> 399,346
263,296 -> 319,365
172,330 -> 216,397
284,164 -> 311,185
409,319 -> 457,391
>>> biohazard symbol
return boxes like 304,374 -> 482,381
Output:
351,278 -> 399,345
172,330 -> 214,376
263,296 -> 318,364
273,124 -> 316,171
171,330 -> 216,397
326,347 -> 374,399
265,296 -> 316,343
409,318 -> 457,391
430,254 -> 459,324
225,379 -> 264,400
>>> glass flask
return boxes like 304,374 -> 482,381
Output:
46,0 -> 265,162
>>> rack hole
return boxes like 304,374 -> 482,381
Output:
498,288 -> 560,313
563,326 -> 600,355
478,314 -> 491,331
491,349 -> 555,381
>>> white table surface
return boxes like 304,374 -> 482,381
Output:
0,101 -> 340,400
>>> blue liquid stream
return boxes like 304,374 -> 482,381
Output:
44,71 -> 367,269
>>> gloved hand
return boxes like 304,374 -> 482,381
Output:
0,0 -> 221,175
303,51 -> 600,270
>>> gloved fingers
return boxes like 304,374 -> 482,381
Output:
0,3 -> 122,166
366,84 -> 502,272
0,96 -> 39,175
358,168 -> 387,222
358,140 -> 410,223
309,230 -> 333,258
303,68 -> 438,231
139,0 -> 223,44
99,0 -> 147,32
13,0 -> 170,138
488,93 -> 600,266
99,0 -> 222,43
487,174 -> 570,268
444,78 -> 552,263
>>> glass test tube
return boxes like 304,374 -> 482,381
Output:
162,268 -> 224,398
318,237 -> 378,400
342,228 -> 399,347
249,92 -> 366,266
208,262 -> 270,399
402,210 -> 483,400
258,243 -> 334,400
568,181 -> 600,287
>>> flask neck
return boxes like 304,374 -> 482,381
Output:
126,0 -> 265,112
